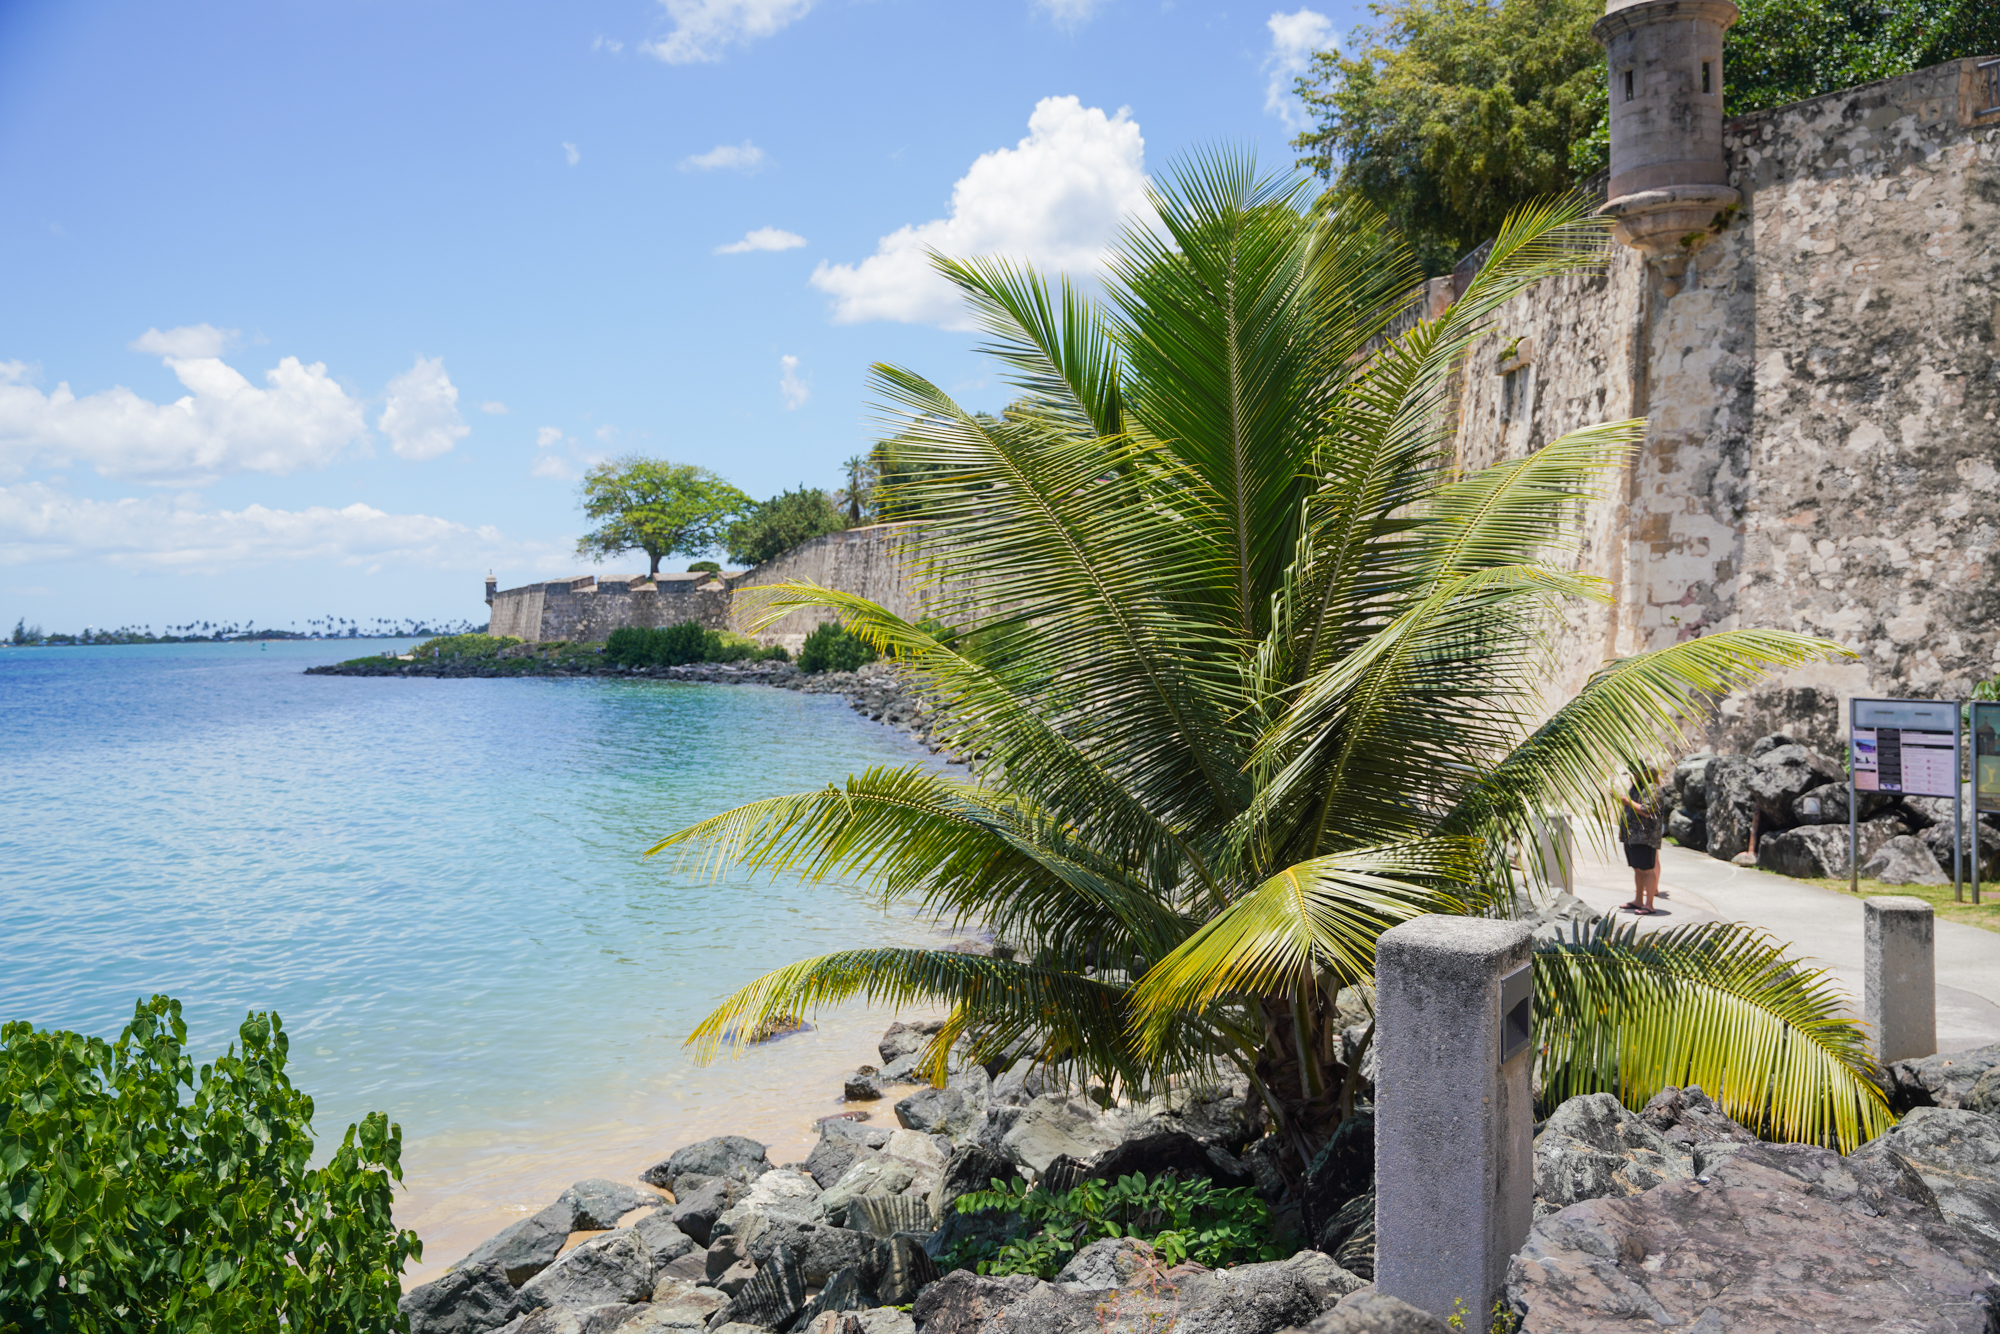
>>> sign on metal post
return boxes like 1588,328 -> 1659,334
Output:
1971,700 -> 1999,906
1849,699 -> 1963,899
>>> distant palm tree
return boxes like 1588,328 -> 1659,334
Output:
655,153 -> 1889,1163
839,454 -> 876,524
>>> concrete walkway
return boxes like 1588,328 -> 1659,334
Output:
1560,841 -> 2000,1055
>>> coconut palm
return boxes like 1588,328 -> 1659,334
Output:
652,152 -> 1891,1162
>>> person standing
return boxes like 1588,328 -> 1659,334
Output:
1620,771 -> 1665,914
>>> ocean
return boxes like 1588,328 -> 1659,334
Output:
0,639 -> 956,1278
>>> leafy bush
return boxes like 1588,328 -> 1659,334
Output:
947,1173 -> 1278,1279
411,632 -> 522,659
796,622 -> 878,675
0,996 -> 420,1333
726,486 -> 850,567
606,622 -> 788,668
686,560 -> 722,574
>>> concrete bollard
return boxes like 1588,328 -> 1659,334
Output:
1864,896 -> 1936,1065
1375,915 -> 1536,1333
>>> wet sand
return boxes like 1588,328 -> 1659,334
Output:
395,1000 -> 936,1289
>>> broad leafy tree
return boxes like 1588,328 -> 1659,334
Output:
1294,0 -> 2000,273
575,455 -> 749,577
726,486 -> 850,568
653,156 -> 1890,1172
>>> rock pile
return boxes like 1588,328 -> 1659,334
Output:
1659,732 -> 2000,882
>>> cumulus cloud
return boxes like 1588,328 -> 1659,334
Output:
563,141 -> 581,166
536,425 -> 566,449
377,356 -> 470,461
481,400 -> 509,415
0,482 -> 555,573
682,141 -> 765,172
129,324 -> 236,359
1034,0 -> 1110,29
717,227 -> 806,254
810,96 -> 1148,329
1265,9 -> 1334,133
0,347 -> 368,484
645,0 -> 813,64
779,355 -> 809,410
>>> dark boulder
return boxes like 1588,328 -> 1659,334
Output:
1302,1111 -> 1373,1250
844,1067 -> 884,1101
1885,1041 -> 2000,1112
879,1018 -> 947,1065
630,1208 -> 696,1270
562,1179 -> 659,1231
1532,1092 -> 1691,1211
1665,807 -> 1706,852
1702,757 -> 1757,861
928,1142 -> 1014,1219
668,1177 -> 744,1247
1757,816 -> 1905,879
1860,834 -> 1947,885
515,1230 -> 653,1314
461,1199 -> 579,1287
640,1135 -> 769,1194
1086,1130 -> 1256,1192
399,1260 -> 520,1334
1849,1107 -> 2000,1249
1966,1066 -> 2000,1116
843,1192 -> 936,1239
711,1244 -> 807,1331
1635,1084 -> 1756,1171
1919,819 -> 2000,881
807,1136 -> 874,1190
874,1232 -> 940,1306
912,1249 -> 1344,1334
1747,744 -> 1843,825
746,1215 -> 881,1287
1295,1289 -> 1451,1334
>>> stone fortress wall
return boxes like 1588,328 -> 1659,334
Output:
1451,49 -> 2000,753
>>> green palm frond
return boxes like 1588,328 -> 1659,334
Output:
1534,919 -> 1891,1152
1129,841 -> 1477,1057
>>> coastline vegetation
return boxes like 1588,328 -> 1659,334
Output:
0,997 -> 418,1333
655,152 -> 1890,1180
606,622 -> 790,668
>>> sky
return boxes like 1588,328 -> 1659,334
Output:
0,0 -> 1363,632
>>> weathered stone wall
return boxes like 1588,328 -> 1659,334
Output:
487,573 -> 733,643
1451,58 -> 2000,752
727,524 -> 930,650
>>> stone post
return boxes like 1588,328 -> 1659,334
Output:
1864,897 -> 1935,1065
1375,916 -> 1536,1332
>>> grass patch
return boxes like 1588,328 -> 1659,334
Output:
1792,874 -> 2000,934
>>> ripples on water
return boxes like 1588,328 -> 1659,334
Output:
0,640 -> 956,1277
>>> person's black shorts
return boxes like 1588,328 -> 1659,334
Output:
1624,843 -> 1658,871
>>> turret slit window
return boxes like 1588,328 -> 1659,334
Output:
1623,69 -> 1634,102
1501,367 -> 1526,423
1702,62 -> 1711,94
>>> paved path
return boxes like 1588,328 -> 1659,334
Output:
1559,841 -> 2000,1055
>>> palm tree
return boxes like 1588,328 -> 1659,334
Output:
653,153 -> 1890,1166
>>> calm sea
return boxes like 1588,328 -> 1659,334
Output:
0,640 -> 954,1277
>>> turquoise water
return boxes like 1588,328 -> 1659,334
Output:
0,640 -> 952,1270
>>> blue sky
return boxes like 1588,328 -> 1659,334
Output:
0,0 -> 1361,631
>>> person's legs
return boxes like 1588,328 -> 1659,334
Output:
1640,862 -> 1661,911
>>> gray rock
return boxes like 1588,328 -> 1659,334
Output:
998,1095 -> 1124,1174
507,1306 -> 638,1334
1757,816 -> 1905,879
1702,756 -> 1757,861
399,1260 -> 521,1334
843,1192 -> 936,1239
1532,1092 -> 1692,1209
1792,781 -> 1898,825
921,1199 -> 1024,1271
879,1018 -> 946,1064
819,1155 -> 917,1227
895,1086 -> 979,1139
1748,744 -> 1843,824
1054,1236 -> 1157,1289
1886,1041 -> 2000,1111
705,1232 -> 747,1284
461,1200 -> 580,1287
929,1142 -> 1014,1219
1965,1066 -> 2000,1116
912,1253 -> 1339,1334
807,1137 -> 875,1190
1672,753 -> 1715,809
1850,1106 -> 2000,1247
666,1176 -> 742,1247
721,1166 -> 822,1229
712,1245 -> 807,1331
1507,1145 -> 2000,1331
516,1230 -> 653,1314
1277,1251 -> 1369,1309
874,1232 -> 941,1306
843,1068 -> 884,1101
629,1208 -> 695,1270
1919,819 -> 2000,880
965,1103 -> 1024,1159
1665,807 -> 1706,851
1860,833 -> 1947,885
876,1053 -> 926,1086
746,1214 -> 881,1286
987,1063 -> 1052,1108
1747,732 -> 1797,760
562,1179 -> 659,1231
1121,1081 -> 1264,1150
1297,1289 -> 1451,1334
790,1265 -> 873,1330
616,1286 -> 725,1332
711,1258 -> 756,1297
1704,1140 -> 1972,1261
640,1135 -> 769,1194
798,1314 -> 917,1334
1635,1084 -> 1757,1155
818,1115 -> 894,1149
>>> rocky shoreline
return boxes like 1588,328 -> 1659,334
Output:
401,1013 -> 2000,1334
308,656 -> 955,761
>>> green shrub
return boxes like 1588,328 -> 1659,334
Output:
606,623 -> 789,668
796,622 -> 878,675
0,996 -> 420,1333
411,632 -> 521,659
945,1173 -> 1278,1279
686,560 -> 722,574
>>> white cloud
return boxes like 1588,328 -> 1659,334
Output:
377,356 -> 469,461
810,96 -> 1148,329
563,141 -> 581,167
681,141 -> 765,172
531,454 -> 578,480
645,0 -> 813,64
129,324 -> 237,359
0,348 -> 368,484
779,355 -> 809,410
593,35 -> 625,53
1034,0 -> 1110,29
481,400 -> 510,415
716,227 -> 806,255
536,425 -> 565,449
0,481 -> 555,573
1265,10 -> 1334,133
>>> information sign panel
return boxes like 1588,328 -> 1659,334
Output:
1851,699 -> 1960,798
1975,701 -> 2000,816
